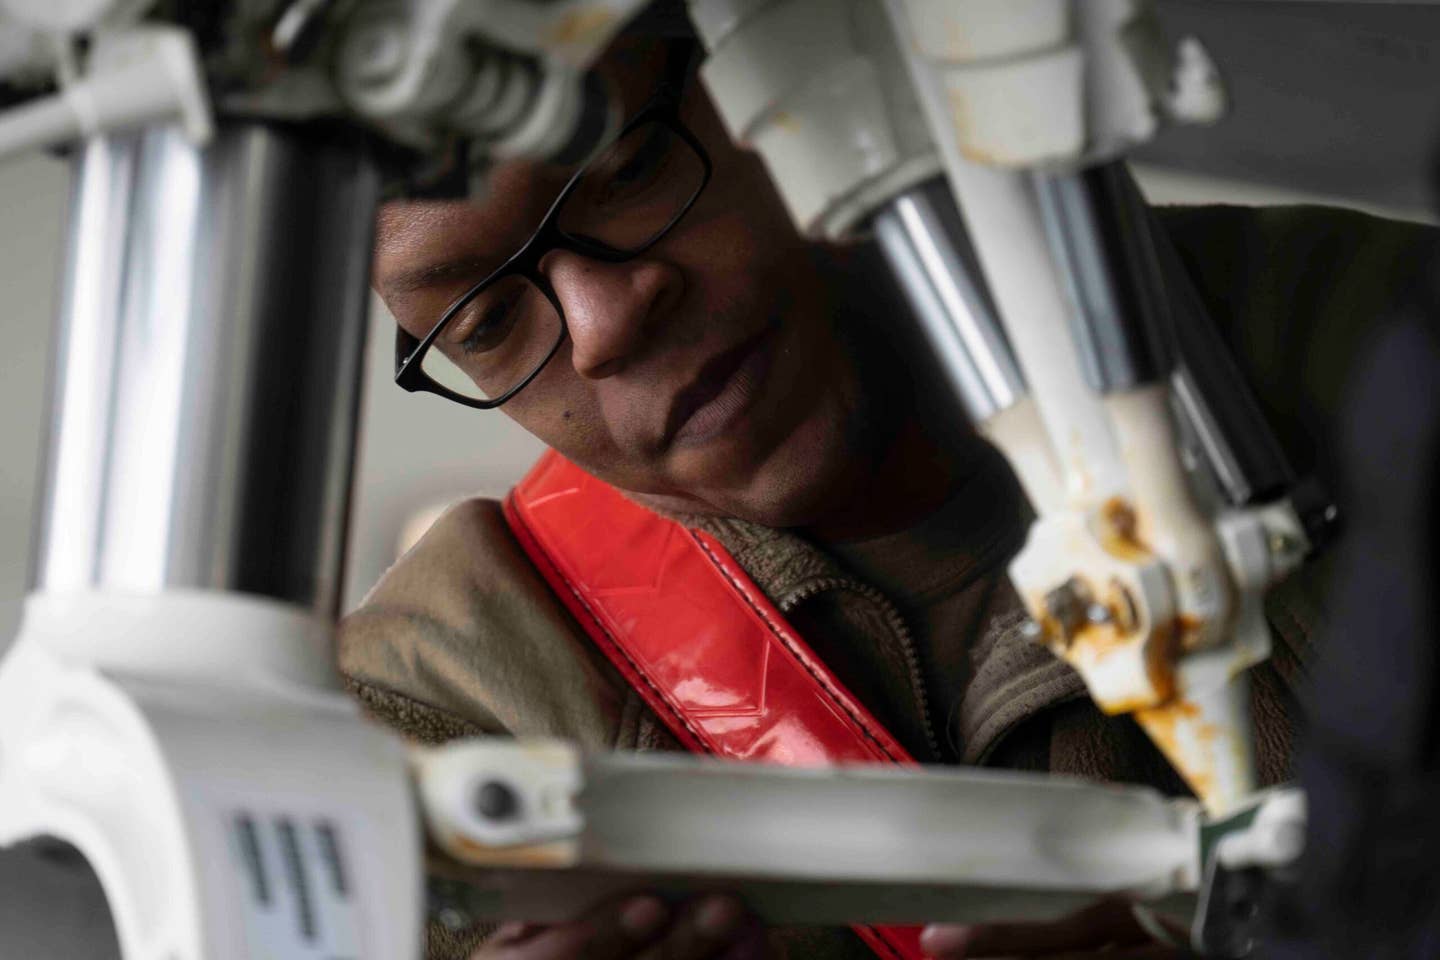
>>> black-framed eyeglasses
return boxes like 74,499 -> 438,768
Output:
394,44 -> 711,409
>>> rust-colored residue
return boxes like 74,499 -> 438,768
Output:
1135,699 -> 1217,807
1070,619 -> 1128,659
544,7 -> 619,47
1101,693 -> 1160,715
947,87 -> 1007,167
1034,612 -> 1062,648
1144,619 -> 1180,706
1078,616 -> 1178,716
1175,611 -> 1208,651
1097,497 -> 1152,563
444,833 -> 576,869
771,110 -> 801,133
1110,579 -> 1139,633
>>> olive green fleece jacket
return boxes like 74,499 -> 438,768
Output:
337,205 -> 1437,960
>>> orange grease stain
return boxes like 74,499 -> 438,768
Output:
545,8 -> 618,47
448,834 -> 575,868
1136,699 -> 1218,804
1097,497 -> 1153,563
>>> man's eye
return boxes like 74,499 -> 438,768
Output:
448,296 -> 518,354
592,127 -> 672,206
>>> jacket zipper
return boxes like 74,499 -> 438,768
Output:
779,576 -> 943,763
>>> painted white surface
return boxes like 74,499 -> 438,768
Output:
1133,163 -> 1433,226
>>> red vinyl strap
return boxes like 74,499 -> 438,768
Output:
504,451 -> 926,960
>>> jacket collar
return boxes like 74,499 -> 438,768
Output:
686,512 -> 1087,765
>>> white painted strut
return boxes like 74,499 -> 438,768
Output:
417,738 -> 1206,926
0,591 -> 422,960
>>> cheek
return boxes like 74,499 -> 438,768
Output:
501,348 -> 600,448
709,135 -> 807,241
676,195 -> 812,326
498,347 -> 654,489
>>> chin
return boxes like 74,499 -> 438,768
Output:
712,392 -> 869,528
732,474 -> 848,529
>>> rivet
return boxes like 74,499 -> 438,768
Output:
474,779 -> 521,822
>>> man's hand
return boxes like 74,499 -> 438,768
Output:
472,894 -> 774,960
919,899 -> 1189,959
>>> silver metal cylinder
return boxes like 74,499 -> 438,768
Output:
1036,162 -> 1295,505
1034,162 -> 1173,393
32,123 -> 378,616
1153,221 -> 1296,506
872,177 -> 1025,424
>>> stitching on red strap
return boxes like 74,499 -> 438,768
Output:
690,530 -> 906,765
506,476 -> 924,960
505,495 -> 713,755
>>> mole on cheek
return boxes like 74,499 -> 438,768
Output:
562,410 -> 573,420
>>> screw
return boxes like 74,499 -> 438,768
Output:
1268,531 -> 1301,559
1111,581 -> 1141,633
474,779 -> 521,822
1044,578 -> 1090,637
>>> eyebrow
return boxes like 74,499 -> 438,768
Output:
381,255 -> 496,297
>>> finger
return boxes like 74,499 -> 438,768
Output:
1127,903 -> 1189,949
921,899 -> 1151,957
495,895 -> 671,960
490,921 -> 544,946
637,894 -> 754,960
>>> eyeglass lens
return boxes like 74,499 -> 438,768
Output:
420,274 -> 565,402
420,121 -> 706,403
557,120 -> 707,251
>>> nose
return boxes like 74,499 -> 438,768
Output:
541,249 -> 684,380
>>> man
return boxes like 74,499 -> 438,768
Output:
341,7 -> 1434,959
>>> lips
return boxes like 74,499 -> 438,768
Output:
663,324 -> 777,449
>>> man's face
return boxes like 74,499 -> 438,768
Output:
373,47 -> 875,527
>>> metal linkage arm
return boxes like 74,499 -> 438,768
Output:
873,0 -> 1308,817
414,738 -> 1305,957
418,739 -> 1202,925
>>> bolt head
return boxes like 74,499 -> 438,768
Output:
1268,531 -> 1301,559
1044,577 -> 1091,636
474,779 -> 521,822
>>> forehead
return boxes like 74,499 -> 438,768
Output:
373,161 -> 570,297
373,35 -> 675,297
